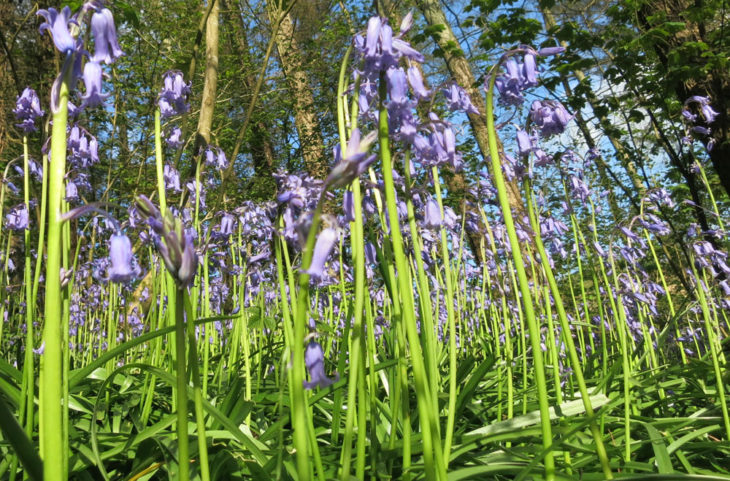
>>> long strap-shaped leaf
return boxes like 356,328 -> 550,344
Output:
0,394 -> 43,481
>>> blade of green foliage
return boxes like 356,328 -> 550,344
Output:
0,393 -> 43,481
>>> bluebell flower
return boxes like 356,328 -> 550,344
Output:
165,126 -> 183,149
108,233 -> 138,283
80,61 -> 109,109
303,341 -> 338,389
6,204 -> 29,230
89,6 -> 124,64
218,213 -> 236,237
38,7 -> 84,113
13,87 -> 44,133
342,190 -> 355,223
158,70 -> 191,118
136,195 -> 198,287
407,66 -> 431,100
37,6 -> 77,54
304,227 -> 338,278
422,198 -> 442,230
204,146 -> 228,170
684,95 -> 719,124
530,100 -> 572,137
65,179 -> 79,202
163,164 -> 182,192
443,83 -> 480,114
516,129 -> 532,156
324,129 -> 377,189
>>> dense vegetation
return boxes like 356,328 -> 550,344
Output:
1,0 -> 729,480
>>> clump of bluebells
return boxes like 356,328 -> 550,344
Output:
3,6 -> 730,481
13,87 -> 44,133
136,195 -> 198,287
38,1 -> 124,112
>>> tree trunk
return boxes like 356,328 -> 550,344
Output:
266,1 -> 328,180
195,0 -> 219,150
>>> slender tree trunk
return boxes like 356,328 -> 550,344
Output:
266,1 -> 328,180
195,0 -> 220,151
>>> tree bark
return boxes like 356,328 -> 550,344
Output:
195,0 -> 219,150
266,1 -> 328,180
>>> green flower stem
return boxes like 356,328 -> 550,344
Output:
337,46 -> 369,480
691,265 -> 730,439
172,287 -> 190,481
524,180 -> 613,478
183,289 -> 211,481
607,252 -> 635,462
61,213 -> 75,480
40,69 -> 71,481
430,166 -> 458,463
484,67 -> 554,479
377,78 -> 446,481
694,162 -> 725,233
154,109 -> 167,213
21,135 -> 34,441
291,196 -> 328,481
404,155 -> 437,409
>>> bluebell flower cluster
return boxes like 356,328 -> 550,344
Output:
13,88 -> 44,133
38,2 -> 123,113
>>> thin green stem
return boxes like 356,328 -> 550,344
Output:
484,65 -> 554,479
173,288 -> 190,481
40,65 -> 71,481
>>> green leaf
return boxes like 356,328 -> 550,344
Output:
0,394 -> 43,481
640,422 -> 674,473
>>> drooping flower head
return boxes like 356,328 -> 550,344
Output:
5,204 -> 29,231
354,13 -> 424,112
136,195 -> 198,287
530,100 -> 572,137
67,124 -> 100,169
107,232 -> 138,283
422,197 -> 442,230
37,6 -> 78,54
204,145 -> 228,170
163,163 -> 181,192
304,226 -> 339,278
158,70 -> 191,118
683,95 -> 719,124
13,87 -> 44,133
493,45 -> 564,106
80,60 -> 109,109
38,6 -> 84,113
324,128 -> 377,190
443,83 -> 480,114
165,126 -> 184,149
88,5 -> 124,64
303,341 -> 339,389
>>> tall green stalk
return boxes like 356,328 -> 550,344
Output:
337,44 -> 369,481
430,167 -> 458,462
21,135 -> 35,440
173,287 -> 189,481
40,69 -> 71,481
484,64 -> 554,479
524,179 -> 612,478
377,77 -> 446,481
